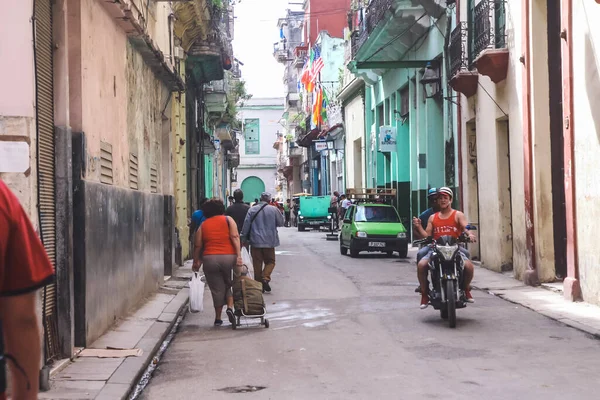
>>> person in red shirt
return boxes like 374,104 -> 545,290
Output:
0,179 -> 55,399
415,187 -> 476,309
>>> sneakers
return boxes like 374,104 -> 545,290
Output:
262,280 -> 272,293
465,289 -> 475,303
420,294 -> 429,309
226,308 -> 235,324
214,319 -> 223,327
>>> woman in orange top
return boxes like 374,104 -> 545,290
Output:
192,199 -> 243,326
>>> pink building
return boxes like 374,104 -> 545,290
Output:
303,0 -> 351,43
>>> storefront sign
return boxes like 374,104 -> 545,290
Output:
314,141 -> 328,151
379,126 -> 397,152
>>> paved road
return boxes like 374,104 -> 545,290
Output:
140,228 -> 600,400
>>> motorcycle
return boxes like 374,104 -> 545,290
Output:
413,226 -> 475,328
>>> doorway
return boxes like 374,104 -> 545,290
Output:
547,0 -> 567,279
466,120 -> 480,260
496,119 -> 514,271
353,138 -> 363,188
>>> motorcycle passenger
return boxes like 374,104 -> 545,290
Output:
412,187 -> 440,261
415,187 -> 476,309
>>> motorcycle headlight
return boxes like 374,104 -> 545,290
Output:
437,244 -> 458,261
356,231 -> 367,238
397,232 -> 406,239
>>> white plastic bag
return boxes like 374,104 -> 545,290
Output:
241,247 -> 254,280
189,272 -> 205,313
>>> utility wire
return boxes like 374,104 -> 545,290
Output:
364,12 -> 428,62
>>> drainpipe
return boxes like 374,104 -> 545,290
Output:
522,0 -> 538,279
561,0 -> 580,299
456,1 -> 464,210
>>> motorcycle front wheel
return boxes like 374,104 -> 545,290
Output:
446,280 -> 457,328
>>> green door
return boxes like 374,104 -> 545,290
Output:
241,176 -> 265,203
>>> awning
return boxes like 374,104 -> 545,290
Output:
321,123 -> 343,139
297,128 -> 320,147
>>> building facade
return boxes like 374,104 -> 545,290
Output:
346,0 -> 450,229
236,98 -> 285,202
0,0 -> 234,368
451,0 -> 600,304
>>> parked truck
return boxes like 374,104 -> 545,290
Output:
297,195 -> 332,232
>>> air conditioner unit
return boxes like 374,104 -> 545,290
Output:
174,46 -> 185,60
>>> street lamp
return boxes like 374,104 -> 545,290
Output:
420,62 -> 441,99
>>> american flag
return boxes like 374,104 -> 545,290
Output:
312,56 -> 324,78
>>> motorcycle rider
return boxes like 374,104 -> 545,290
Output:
415,187 -> 476,309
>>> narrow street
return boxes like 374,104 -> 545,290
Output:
140,229 -> 600,400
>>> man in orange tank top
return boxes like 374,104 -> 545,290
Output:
415,187 -> 476,309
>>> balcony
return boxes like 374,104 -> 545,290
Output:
349,0 -> 443,74
287,142 -> 303,158
286,92 -> 300,110
449,23 -> 478,97
204,80 -> 228,114
293,46 -> 308,68
273,42 -> 289,63
472,0 -> 509,83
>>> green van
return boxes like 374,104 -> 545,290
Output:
339,203 -> 408,258
297,195 -> 332,231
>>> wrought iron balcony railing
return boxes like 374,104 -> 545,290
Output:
365,0 -> 393,35
449,22 -> 468,78
351,29 -> 368,59
472,0 -> 507,62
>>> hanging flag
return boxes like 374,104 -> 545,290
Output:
312,87 -> 323,126
311,56 -> 324,82
279,27 -> 285,40
321,89 -> 329,124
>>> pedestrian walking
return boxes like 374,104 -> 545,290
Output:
283,199 -> 291,227
241,192 -> 284,293
225,189 -> 250,235
192,198 -> 243,326
0,179 -> 55,400
331,191 -> 340,229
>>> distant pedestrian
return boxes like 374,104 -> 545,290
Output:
225,189 -> 250,236
192,198 -> 243,327
241,192 -> 284,293
227,196 -> 234,207
283,199 -> 291,227
331,191 -> 340,229
339,194 -> 351,220
0,179 -> 55,399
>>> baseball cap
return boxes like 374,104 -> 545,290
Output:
427,188 -> 438,198
260,192 -> 272,201
438,187 -> 453,199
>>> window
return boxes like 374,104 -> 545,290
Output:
244,118 -> 260,154
400,85 -> 410,117
354,206 -> 400,223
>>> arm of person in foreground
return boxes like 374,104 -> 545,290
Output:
193,227 -> 203,271
456,211 -> 477,242
0,292 -> 41,400
227,217 -> 243,264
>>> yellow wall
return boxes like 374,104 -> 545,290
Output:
171,60 -> 190,258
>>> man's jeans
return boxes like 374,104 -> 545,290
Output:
251,247 -> 276,282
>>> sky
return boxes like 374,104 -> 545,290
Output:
232,0 -> 300,98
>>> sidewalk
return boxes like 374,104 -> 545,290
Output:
472,263 -> 600,338
40,264 -> 192,400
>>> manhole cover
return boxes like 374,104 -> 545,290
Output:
216,386 -> 266,394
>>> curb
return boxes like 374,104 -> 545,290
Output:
95,289 -> 189,400
479,287 -> 600,341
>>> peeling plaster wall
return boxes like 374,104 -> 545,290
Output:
458,0 -> 528,276
529,0 -> 555,283
343,94 -> 365,190
80,0 -> 129,186
0,2 -> 38,221
572,0 -> 600,305
126,40 -> 170,193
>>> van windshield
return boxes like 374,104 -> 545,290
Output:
354,206 -> 400,223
